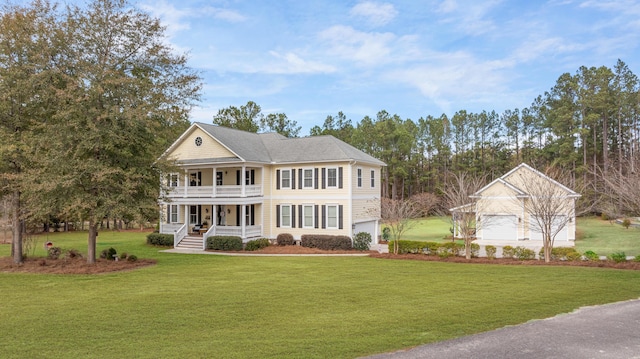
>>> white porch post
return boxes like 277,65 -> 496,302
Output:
183,205 -> 188,229
241,165 -> 246,197
242,204 -> 246,239
183,172 -> 188,198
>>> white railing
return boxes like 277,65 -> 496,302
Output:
162,223 -> 183,234
202,226 -> 215,250
212,225 -> 262,239
163,185 -> 263,198
174,223 -> 187,247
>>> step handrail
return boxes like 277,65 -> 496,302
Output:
174,223 -> 187,248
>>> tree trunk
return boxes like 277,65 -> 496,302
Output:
11,191 -> 23,264
543,235 -> 551,263
87,221 -> 98,264
465,239 -> 471,260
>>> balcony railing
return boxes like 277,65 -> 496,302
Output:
164,185 -> 262,198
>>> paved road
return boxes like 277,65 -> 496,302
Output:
365,298 -> 640,359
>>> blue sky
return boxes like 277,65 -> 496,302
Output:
140,0 -> 640,134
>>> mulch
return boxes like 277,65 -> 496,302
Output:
0,256 -> 156,274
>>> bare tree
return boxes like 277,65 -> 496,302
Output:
509,167 -> 581,263
598,157 -> 640,216
441,172 -> 487,259
409,192 -> 440,217
379,197 -> 421,254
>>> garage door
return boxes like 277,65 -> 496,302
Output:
530,216 -> 567,241
354,221 -> 377,243
482,215 -> 517,241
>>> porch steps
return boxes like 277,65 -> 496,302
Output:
176,236 -> 204,250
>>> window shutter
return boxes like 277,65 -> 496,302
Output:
338,205 -> 343,229
321,168 -> 326,189
236,205 -> 240,226
250,204 -> 255,225
276,205 -> 280,227
314,205 -> 319,229
198,172 -> 202,187
338,167 -> 343,189
166,206 -> 170,223
292,169 -> 296,189
298,205 -> 303,228
298,169 -> 303,189
251,170 -> 255,185
291,205 -> 296,228
276,170 -> 280,190
314,168 -> 319,189
236,170 -> 240,185
322,205 -> 326,229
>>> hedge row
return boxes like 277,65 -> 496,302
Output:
206,236 -> 243,251
301,234 -> 352,250
146,233 -> 174,247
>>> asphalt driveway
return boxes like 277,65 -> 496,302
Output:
365,298 -> 640,359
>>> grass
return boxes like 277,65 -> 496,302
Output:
2,230 -> 640,358
575,216 -> 640,256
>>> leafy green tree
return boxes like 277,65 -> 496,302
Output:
213,101 -> 262,132
309,111 -> 354,143
24,0 -> 201,264
261,112 -> 300,138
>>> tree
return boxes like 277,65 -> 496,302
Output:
0,0 -> 64,264
24,0 -> 201,264
309,111 -> 354,142
409,192 -> 439,217
379,198 -> 421,255
508,167 -> 581,263
441,172 -> 487,259
261,112 -> 300,138
213,101 -> 262,132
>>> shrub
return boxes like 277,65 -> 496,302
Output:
634,255 -> 640,263
485,245 -> 497,259
502,246 -> 515,259
622,218 -> 631,229
47,247 -> 62,260
437,242 -> 459,258
207,236 -> 243,251
388,240 -> 428,254
353,232 -> 372,251
146,233 -> 174,247
301,235 -> 352,250
514,246 -> 536,260
470,243 -> 480,258
127,255 -> 138,262
245,238 -> 271,251
583,250 -> 599,261
542,247 -> 582,261
65,249 -> 83,259
609,252 -> 627,263
382,227 -> 390,241
101,247 -> 118,260
424,242 -> 440,255
120,252 -> 128,260
276,233 -> 295,246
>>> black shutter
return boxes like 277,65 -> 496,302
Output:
276,205 -> 280,227
166,205 -> 170,223
298,168 -> 303,189
251,169 -> 255,185
292,169 -> 296,189
314,205 -> 319,229
198,172 -> 202,187
250,204 -> 255,225
321,168 -> 326,189
291,205 -> 296,228
338,167 -> 343,189
338,205 -> 343,229
322,205 -> 326,229
236,170 -> 240,185
276,170 -> 280,190
314,168 -> 319,189
236,205 -> 240,226
298,205 -> 303,228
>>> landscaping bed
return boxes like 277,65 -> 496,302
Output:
0,256 -> 156,274
370,252 -> 640,270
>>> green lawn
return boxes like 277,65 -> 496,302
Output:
2,230 -> 640,358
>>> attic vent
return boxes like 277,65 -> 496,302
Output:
195,136 -> 203,146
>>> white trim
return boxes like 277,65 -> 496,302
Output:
326,167 -> 338,188
326,204 -> 339,230
302,168 -> 314,189
280,168 -> 292,189
280,204 -> 292,228
302,204 -> 315,228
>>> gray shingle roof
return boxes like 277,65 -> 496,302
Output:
195,122 -> 385,166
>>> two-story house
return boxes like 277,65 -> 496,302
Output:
158,123 -> 386,249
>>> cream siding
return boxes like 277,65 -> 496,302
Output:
167,128 -> 236,161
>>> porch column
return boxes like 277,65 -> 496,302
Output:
184,205 -> 188,228
241,165 -> 246,197
212,166 -> 217,197
183,172 -> 188,198
241,204 -> 246,239
212,205 -> 217,236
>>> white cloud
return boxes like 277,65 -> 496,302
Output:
266,51 -> 336,74
350,1 -> 398,27
435,0 -> 502,36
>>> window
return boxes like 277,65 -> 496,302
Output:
357,168 -> 362,187
189,171 -> 201,186
303,205 -> 314,228
245,169 -> 255,185
327,168 -> 337,188
216,171 -> 223,186
303,168 -> 313,188
280,205 -> 292,227
370,169 -> 375,188
281,169 -> 291,189
169,205 -> 178,223
326,205 -> 338,229
168,174 -> 178,187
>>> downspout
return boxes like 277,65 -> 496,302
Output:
349,160 -> 356,238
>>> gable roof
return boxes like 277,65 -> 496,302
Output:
163,122 -> 386,166
474,163 -> 580,198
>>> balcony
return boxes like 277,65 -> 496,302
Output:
164,184 -> 262,198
